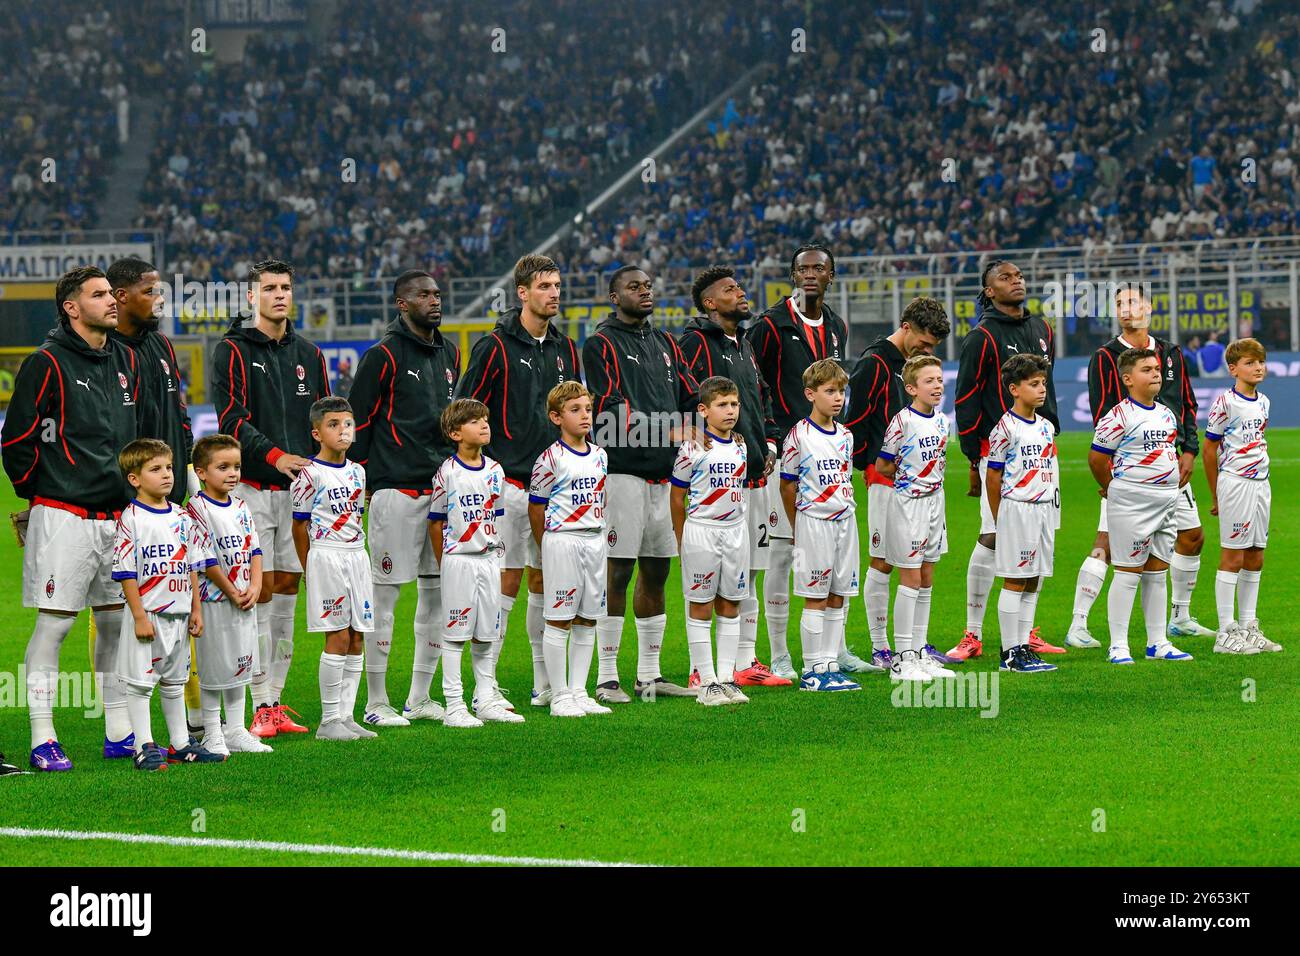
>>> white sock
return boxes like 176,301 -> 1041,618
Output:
737,595 -> 759,667
894,585 -> 918,656
542,624 -> 569,695
159,682 -> 189,751
596,615 -> 623,684
222,686 -> 246,733
823,605 -> 846,667
470,640 -> 495,703
91,607 -> 131,741
251,601 -> 274,707
1019,590 -> 1040,646
365,583 -> 400,710
318,652 -> 345,723
1169,551 -> 1200,621
913,586 -> 933,651
686,617 -> 717,684
1107,571 -> 1140,657
997,589 -> 1023,652
341,653 -> 364,722
201,687 -> 224,746
441,640 -> 466,709
765,538 -> 792,658
407,576 -> 442,707
865,566 -> 891,651
966,542 -> 996,636
799,607 -> 826,672
269,591 -> 296,701
527,592 -> 548,692
1214,569 -> 1238,630
1140,570 -> 1168,648
634,613 -> 666,683
1072,555 -> 1108,628
126,683 -> 154,750
25,612 -> 75,748
1237,569 -> 1261,624
568,623 -> 596,696
716,614 -> 741,681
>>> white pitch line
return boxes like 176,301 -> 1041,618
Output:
0,827 -> 653,868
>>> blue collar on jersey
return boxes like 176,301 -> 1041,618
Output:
198,491 -> 232,508
310,456 -> 347,468
703,429 -> 733,443
1126,397 -> 1156,410
131,498 -> 172,515
1009,410 -> 1037,424
803,417 -> 837,435
452,454 -> 485,471
906,405 -> 936,419
1231,387 -> 1259,402
560,439 -> 591,456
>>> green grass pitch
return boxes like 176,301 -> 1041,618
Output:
1,431 -> 1296,867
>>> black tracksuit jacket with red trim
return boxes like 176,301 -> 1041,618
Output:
584,314 -> 700,480
843,335 -> 907,472
2,323 -> 141,512
677,315 -> 781,485
109,325 -> 194,505
455,308 -> 581,484
348,319 -> 461,492
955,298 -> 1060,462
210,320 -> 330,488
1089,334 -> 1199,455
748,296 -> 849,441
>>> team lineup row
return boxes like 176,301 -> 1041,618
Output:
0,247 -> 1279,773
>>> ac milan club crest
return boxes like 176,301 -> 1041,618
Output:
607,529 -> 618,548
769,510 -> 778,526
831,332 -> 838,348
45,576 -> 55,598
871,531 -> 882,549
381,553 -> 393,575
117,372 -> 128,389
663,352 -> 671,367
445,368 -> 454,384
296,364 -> 306,381
160,359 -> 170,375
556,356 -> 563,371
1039,338 -> 1047,353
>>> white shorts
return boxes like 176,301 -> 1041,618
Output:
886,492 -> 948,569
305,547 -> 375,633
792,513 -> 859,599
995,499 -> 1057,578
745,486 -> 772,571
1107,482 -> 1177,567
542,530 -> 607,621
978,458 -> 997,535
241,484 -> 302,574
605,474 -> 677,559
195,599 -> 258,690
368,489 -> 439,582
761,478 -> 793,539
1217,474 -> 1270,549
22,504 -> 123,611
867,482 -> 891,560
1099,483 -> 1200,533
500,481 -> 542,571
441,550 -> 502,641
680,519 -> 750,603
117,611 -> 191,689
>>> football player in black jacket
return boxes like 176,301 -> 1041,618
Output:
349,271 -> 461,726
2,267 -> 141,770
950,260 -> 1064,660
1066,284 -> 1214,649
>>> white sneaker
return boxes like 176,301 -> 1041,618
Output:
477,700 -> 525,723
205,733 -> 230,757
403,698 -> 446,721
224,729 -> 273,753
1213,623 -> 1254,654
1243,620 -> 1283,653
697,682 -> 730,706
1168,615 -> 1217,638
364,703 -> 411,727
916,654 -> 958,679
316,718 -> 361,740
721,682 -> 750,703
1065,623 -> 1101,649
530,688 -> 553,707
344,718 -> 379,738
549,693 -> 586,718
837,649 -> 873,673
443,706 -> 484,728
573,692 -> 612,715
890,650 -> 931,681
770,653 -> 797,681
